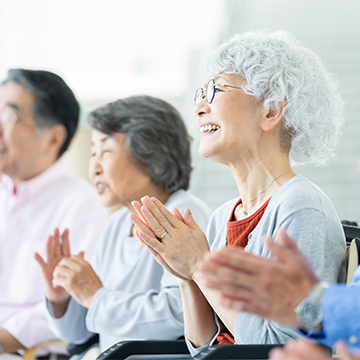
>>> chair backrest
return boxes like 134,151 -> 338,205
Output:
193,344 -> 279,359
346,237 -> 360,284
342,223 -> 360,245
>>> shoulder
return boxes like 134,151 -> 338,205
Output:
268,175 -> 336,216
166,190 -> 212,230
166,190 -> 210,212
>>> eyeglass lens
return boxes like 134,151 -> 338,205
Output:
206,79 -> 215,104
194,79 -> 217,105
0,110 -> 16,127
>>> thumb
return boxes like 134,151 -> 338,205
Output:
34,252 -> 46,269
334,341 -> 352,359
276,228 -> 299,251
264,235 -> 295,262
184,209 -> 200,230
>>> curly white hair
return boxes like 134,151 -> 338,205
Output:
202,30 -> 345,167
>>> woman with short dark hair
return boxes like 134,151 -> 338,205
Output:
36,95 -> 211,358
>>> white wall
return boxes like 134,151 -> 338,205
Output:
190,0 -> 360,223
1,0 -> 360,222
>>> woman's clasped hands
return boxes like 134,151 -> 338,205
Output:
35,228 -> 103,315
130,196 -> 210,281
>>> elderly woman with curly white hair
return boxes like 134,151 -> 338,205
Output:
130,30 -> 346,355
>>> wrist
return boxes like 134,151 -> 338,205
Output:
49,297 -> 71,318
178,278 -> 196,288
295,281 -> 330,332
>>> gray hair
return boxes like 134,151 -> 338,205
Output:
88,95 -> 192,193
203,30 -> 345,167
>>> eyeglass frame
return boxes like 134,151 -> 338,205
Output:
0,108 -> 37,131
194,78 -> 243,105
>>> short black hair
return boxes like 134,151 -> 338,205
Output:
2,69 -> 80,157
88,95 -> 192,193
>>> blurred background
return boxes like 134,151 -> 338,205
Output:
1,0 -> 360,221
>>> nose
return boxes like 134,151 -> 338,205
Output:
88,154 -> 102,180
194,98 -> 210,118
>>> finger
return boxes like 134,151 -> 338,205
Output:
53,266 -> 73,283
34,252 -> 47,271
265,235 -> 298,263
172,208 -> 185,223
131,200 -> 147,223
219,295 -> 254,313
183,208 -> 201,231
129,213 -> 157,237
203,275 -> 254,297
45,234 -> 55,263
335,341 -> 352,359
140,203 -> 169,238
276,228 -> 300,252
60,254 -> 87,267
61,228 -> 71,257
137,229 -> 165,254
268,347 -> 288,360
79,251 -> 85,258
198,255 -> 256,283
53,228 -> 61,259
204,247 -> 264,274
136,230 -> 189,281
52,274 -> 69,290
145,196 -> 180,229
56,255 -> 82,270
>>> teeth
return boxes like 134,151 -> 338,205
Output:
200,125 -> 220,133
96,183 -> 105,190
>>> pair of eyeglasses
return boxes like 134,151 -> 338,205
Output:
194,78 -> 243,105
0,109 -> 35,131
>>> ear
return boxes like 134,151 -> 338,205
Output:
261,101 -> 285,132
43,124 -> 68,156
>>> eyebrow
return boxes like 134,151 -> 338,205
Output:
213,75 -> 227,82
5,102 -> 21,112
90,135 -> 112,146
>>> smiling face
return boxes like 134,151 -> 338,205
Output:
0,82 -> 52,185
194,73 -> 268,166
89,129 -> 153,208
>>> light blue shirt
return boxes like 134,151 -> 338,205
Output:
312,266 -> 360,352
47,189 -> 211,355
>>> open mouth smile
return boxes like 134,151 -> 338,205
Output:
200,125 -> 220,133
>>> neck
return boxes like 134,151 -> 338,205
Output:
9,157 -> 58,195
228,155 -> 294,220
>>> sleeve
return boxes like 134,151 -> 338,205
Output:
1,302 -> 58,349
46,298 -> 96,344
185,315 -> 221,357
2,194 -> 108,348
309,266 -> 360,350
86,270 -> 184,340
233,208 -> 345,344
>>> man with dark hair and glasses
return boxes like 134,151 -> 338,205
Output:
0,69 -> 108,357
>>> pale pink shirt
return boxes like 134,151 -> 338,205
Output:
0,156 -> 108,349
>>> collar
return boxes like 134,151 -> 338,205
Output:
0,156 -> 70,201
